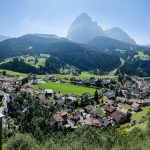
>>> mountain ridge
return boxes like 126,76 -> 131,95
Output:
0,35 -> 10,42
67,13 -> 136,44
0,33 -> 150,76
104,27 -> 136,44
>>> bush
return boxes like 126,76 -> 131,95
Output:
5,133 -> 40,150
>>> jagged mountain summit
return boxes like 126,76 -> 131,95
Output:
67,13 -> 104,43
104,27 -> 136,44
67,13 -> 136,44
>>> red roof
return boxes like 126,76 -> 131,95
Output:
104,104 -> 116,113
53,113 -> 63,122
84,118 -> 101,127
110,110 -> 125,123
61,111 -> 68,117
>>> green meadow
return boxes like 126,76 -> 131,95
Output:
18,55 -> 47,68
131,106 -> 150,121
57,72 -> 115,79
134,51 -> 150,60
120,105 -> 150,130
34,81 -> 98,96
0,54 -> 49,69
0,69 -> 27,78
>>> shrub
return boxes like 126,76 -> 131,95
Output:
5,133 -> 40,150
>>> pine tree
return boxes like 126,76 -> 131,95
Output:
94,90 -> 99,104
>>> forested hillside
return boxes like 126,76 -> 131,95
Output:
0,34 -> 150,76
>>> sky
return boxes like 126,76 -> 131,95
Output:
0,0 -> 149,45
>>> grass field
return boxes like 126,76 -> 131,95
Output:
34,81 -> 98,96
120,106 -> 150,129
109,58 -> 125,75
0,67 -> 115,82
134,51 -> 150,60
57,72 -> 115,79
0,68 -> 114,81
0,54 -> 49,69
126,122 -> 147,131
131,106 -> 150,122
2,145 -> 5,150
19,55 -> 47,68
0,69 -> 27,78
122,104 -> 131,109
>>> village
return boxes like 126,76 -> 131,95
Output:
0,71 -> 150,131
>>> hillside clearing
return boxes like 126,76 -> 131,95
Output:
134,51 -> 150,60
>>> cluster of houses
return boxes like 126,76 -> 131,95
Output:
0,74 -> 23,127
44,75 -> 150,129
52,103 -> 129,130
1,72 -> 150,130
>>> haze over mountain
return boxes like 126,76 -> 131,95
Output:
145,44 -> 150,47
0,35 -> 10,42
67,13 -> 104,43
67,13 -> 136,44
105,27 -> 136,44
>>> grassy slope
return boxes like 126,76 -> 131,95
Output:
134,51 -> 150,60
19,55 -> 47,68
34,82 -> 97,96
57,72 -> 115,79
122,104 -> 131,109
131,106 -> 150,121
109,58 -> 125,75
120,106 -> 150,129
0,68 -> 115,80
0,54 -> 48,69
0,69 -> 27,78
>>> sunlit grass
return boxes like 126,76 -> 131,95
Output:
34,81 -> 98,96
0,69 -> 27,78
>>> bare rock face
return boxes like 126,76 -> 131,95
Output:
67,13 -> 136,45
105,27 -> 136,44
67,13 -> 104,43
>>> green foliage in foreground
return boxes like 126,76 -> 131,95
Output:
4,93 -> 52,142
4,127 -> 150,150
35,82 -> 97,96
4,133 -> 40,150
3,93 -> 150,150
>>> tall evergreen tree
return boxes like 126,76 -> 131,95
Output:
94,90 -> 99,104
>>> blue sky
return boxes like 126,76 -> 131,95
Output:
0,0 -> 149,44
